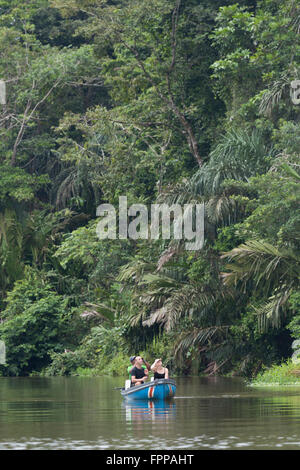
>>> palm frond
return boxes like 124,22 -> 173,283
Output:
174,325 -> 230,358
191,128 -> 271,195
253,286 -> 293,332
221,239 -> 299,331
221,239 -> 299,289
80,301 -> 115,325
140,277 -> 225,332
157,244 -> 180,271
206,194 -> 238,225
259,73 -> 291,116
280,162 -> 300,181
117,259 -> 157,284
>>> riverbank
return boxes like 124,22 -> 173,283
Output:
42,351 -> 300,388
250,360 -> 300,386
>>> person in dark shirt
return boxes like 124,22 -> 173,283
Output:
130,356 -> 149,386
127,355 -> 150,379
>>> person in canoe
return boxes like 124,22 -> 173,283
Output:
127,355 -> 150,379
151,358 -> 169,379
130,356 -> 150,386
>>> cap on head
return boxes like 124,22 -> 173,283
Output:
130,356 -> 136,363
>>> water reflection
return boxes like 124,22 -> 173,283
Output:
2,376 -> 300,449
123,399 -> 176,423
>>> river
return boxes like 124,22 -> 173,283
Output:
1,375 -> 300,450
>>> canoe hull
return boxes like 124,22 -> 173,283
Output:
121,379 -> 176,401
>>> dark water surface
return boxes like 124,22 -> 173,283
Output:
1,376 -> 300,450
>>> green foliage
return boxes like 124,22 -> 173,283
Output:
96,352 -> 131,377
0,0 -> 299,379
0,269 -> 66,375
43,323 -> 128,376
251,360 -> 300,386
44,350 -> 91,376
0,166 -> 49,205
221,156 -> 300,332
194,128 -> 273,196
287,292 -> 300,340
0,267 -> 88,375
213,225 -> 245,252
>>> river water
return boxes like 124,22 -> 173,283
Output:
1,375 -> 300,450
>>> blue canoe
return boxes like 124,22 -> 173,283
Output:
121,378 -> 176,400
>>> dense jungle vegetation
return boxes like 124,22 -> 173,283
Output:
0,0 -> 299,379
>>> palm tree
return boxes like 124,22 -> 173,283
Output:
117,252 -> 233,369
220,158 -> 300,331
221,239 -> 300,330
159,128 -> 273,228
